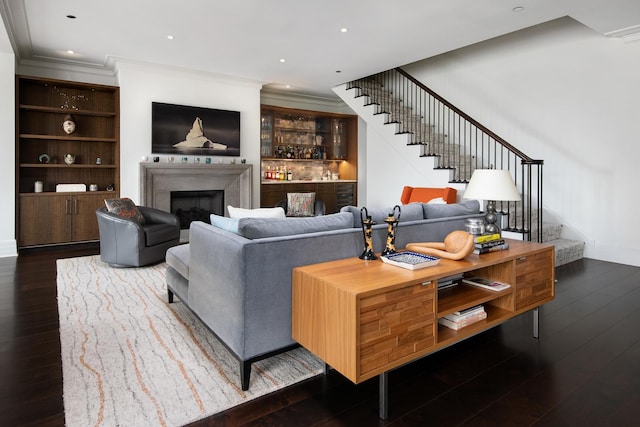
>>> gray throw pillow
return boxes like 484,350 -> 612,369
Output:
423,199 -> 480,219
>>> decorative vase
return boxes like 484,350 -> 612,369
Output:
381,205 -> 401,256
359,207 -> 377,260
64,153 -> 76,165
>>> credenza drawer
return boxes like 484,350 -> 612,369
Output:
359,282 -> 435,377
515,249 -> 554,309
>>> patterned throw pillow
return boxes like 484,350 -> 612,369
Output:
104,198 -> 146,224
287,192 -> 316,217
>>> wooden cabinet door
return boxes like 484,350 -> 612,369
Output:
515,249 -> 554,309
19,195 -> 71,246
71,193 -> 109,242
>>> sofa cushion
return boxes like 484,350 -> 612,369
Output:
423,199 -> 480,219
166,243 -> 190,280
104,197 -> 146,224
210,213 -> 239,234
340,202 -> 423,228
227,206 -> 286,219
237,212 -> 353,239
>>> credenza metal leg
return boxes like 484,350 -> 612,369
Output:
533,307 -> 539,339
379,372 -> 388,420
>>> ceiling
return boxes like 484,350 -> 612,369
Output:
1,0 -> 639,98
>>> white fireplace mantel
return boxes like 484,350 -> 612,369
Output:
139,163 -> 252,215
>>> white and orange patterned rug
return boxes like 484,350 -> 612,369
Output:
57,256 -> 323,427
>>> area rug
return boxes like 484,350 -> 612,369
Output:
56,256 -> 323,427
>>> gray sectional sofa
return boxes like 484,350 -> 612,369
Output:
165,200 -> 481,390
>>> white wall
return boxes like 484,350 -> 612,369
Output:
115,60 -> 263,207
400,18 -> 640,266
0,19 -> 16,257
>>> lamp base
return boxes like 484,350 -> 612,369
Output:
484,200 -> 501,236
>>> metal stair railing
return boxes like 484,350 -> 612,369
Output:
346,68 -> 543,242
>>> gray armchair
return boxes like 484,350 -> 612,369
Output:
96,206 -> 181,267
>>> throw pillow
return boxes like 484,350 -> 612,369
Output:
104,198 -> 146,224
423,199 -> 480,219
427,197 -> 446,204
209,213 -> 239,234
227,205 -> 286,220
286,192 -> 316,217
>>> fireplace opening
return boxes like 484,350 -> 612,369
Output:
170,190 -> 224,229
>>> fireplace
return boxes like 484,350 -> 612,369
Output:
171,190 -> 224,229
140,163 -> 252,240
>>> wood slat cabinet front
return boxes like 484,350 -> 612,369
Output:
292,240 -> 555,385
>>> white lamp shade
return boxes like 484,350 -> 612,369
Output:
463,169 -> 521,201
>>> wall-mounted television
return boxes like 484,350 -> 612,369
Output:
151,102 -> 240,156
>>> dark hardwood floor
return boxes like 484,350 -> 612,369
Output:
1,246 -> 639,426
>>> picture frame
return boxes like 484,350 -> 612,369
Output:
151,102 -> 240,157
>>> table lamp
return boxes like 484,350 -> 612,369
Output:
463,169 -> 521,235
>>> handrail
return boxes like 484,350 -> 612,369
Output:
345,68 -> 544,242
395,68 -> 542,165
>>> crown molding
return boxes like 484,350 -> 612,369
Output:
605,24 -> 640,43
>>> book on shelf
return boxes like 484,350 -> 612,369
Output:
445,304 -> 485,321
475,239 -> 506,249
380,251 -> 440,270
462,277 -> 511,292
437,274 -> 464,290
442,305 -> 485,322
438,310 -> 488,330
473,233 -> 501,244
473,243 -> 509,255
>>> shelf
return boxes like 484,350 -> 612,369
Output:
19,134 -> 117,143
20,104 -> 117,117
20,191 -> 117,197
261,157 -> 342,162
274,127 -> 331,133
437,282 -> 513,318
437,305 -> 512,345
20,163 -> 117,168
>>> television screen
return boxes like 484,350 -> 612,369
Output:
151,102 -> 240,156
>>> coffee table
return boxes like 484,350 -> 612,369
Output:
292,239 -> 554,419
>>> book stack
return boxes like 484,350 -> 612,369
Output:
438,305 -> 487,330
473,233 -> 509,254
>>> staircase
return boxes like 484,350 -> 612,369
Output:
340,68 -> 584,266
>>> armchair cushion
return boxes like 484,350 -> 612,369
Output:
104,197 -> 146,224
144,223 -> 180,246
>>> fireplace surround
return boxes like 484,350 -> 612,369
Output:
139,163 -> 252,221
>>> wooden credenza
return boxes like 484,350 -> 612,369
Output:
292,239 -> 554,418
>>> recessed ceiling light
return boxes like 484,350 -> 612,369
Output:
340,28 -> 348,33
285,85 -> 291,89
336,70 -> 342,73
67,50 -> 75,54
280,58 -> 286,63
512,6 -> 524,12
66,14 -> 76,19
167,35 -> 174,40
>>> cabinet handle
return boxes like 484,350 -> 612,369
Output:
65,199 -> 71,215
74,199 -> 79,214
518,256 -> 527,261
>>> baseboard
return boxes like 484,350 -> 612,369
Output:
0,239 -> 18,258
